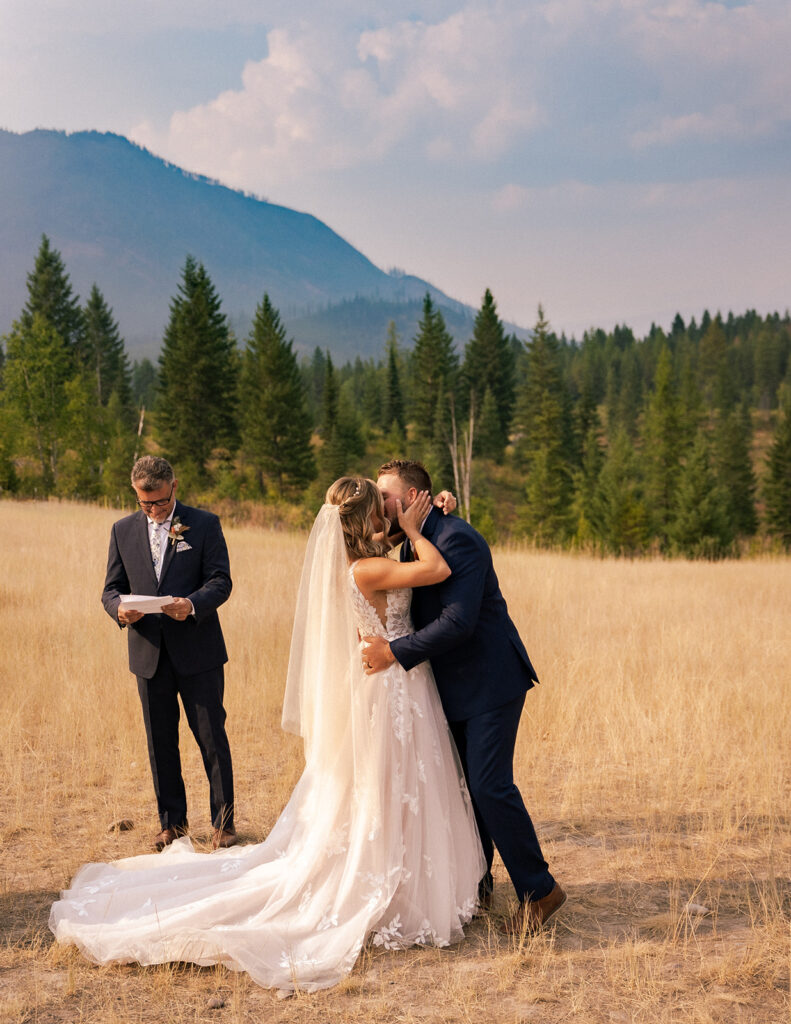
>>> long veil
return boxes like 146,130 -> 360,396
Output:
281,503 -> 361,766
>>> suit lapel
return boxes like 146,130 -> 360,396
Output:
135,510 -> 159,590
157,501 -> 181,591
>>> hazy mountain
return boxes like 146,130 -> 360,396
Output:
0,128 -> 489,361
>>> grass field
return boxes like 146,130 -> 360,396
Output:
0,499 -> 789,1023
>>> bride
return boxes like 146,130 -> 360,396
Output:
50,477 -> 485,992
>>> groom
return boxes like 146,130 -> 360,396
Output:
363,459 -> 565,934
102,456 -> 236,852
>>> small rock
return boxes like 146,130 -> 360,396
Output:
207,996 -> 225,1009
107,819 -> 135,833
276,989 -> 294,1001
685,902 -> 710,916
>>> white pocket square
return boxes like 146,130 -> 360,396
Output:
176,541 -> 192,552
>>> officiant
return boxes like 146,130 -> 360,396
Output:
101,456 -> 236,852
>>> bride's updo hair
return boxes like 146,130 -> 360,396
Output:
326,477 -> 390,560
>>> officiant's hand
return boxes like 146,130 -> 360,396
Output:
161,597 -> 194,621
118,607 -> 144,625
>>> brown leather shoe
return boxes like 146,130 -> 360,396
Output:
153,824 -> 188,852
212,827 -> 238,850
499,883 -> 567,936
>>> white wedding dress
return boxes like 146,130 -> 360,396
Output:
50,506 -> 485,992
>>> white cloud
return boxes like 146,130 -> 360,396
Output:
626,0 -> 791,147
131,7 -> 543,190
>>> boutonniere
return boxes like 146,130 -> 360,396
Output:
168,517 -> 191,547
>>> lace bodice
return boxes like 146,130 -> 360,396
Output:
348,563 -> 413,641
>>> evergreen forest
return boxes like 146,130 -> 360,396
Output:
2,236 -> 790,557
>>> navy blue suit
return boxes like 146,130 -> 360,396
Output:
102,501 -> 234,832
390,508 -> 554,902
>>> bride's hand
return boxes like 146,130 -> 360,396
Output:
433,490 -> 456,515
396,490 -> 432,538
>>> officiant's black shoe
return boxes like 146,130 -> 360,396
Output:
153,824 -> 188,852
212,827 -> 238,850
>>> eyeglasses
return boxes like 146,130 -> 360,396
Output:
136,483 -> 174,510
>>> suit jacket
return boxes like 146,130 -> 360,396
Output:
389,507 -> 537,721
101,501 -> 232,678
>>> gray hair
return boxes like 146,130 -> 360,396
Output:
131,456 -> 174,491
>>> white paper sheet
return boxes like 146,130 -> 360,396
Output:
118,594 -> 174,613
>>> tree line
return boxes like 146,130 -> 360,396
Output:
2,236 -> 790,556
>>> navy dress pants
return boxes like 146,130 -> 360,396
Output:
449,694 -> 554,903
136,645 -> 234,832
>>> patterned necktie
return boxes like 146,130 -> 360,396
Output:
149,522 -> 164,580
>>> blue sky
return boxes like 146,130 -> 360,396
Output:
1,0 -> 789,336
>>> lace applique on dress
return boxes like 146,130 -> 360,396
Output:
348,565 -> 424,742
347,562 -> 413,640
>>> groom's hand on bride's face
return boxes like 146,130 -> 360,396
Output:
362,636 -> 396,674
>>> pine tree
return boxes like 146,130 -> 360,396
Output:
699,317 -> 736,413
2,313 -> 72,490
753,325 -> 785,410
513,305 -> 572,465
513,306 -> 573,542
668,430 -> 733,558
317,355 -> 364,479
713,404 -> 757,537
616,345 -> 642,437
320,351 -> 338,441
763,402 -> 791,548
132,358 -> 157,410
0,400 -> 19,494
82,285 -> 133,418
641,345 -> 683,543
157,257 -> 238,476
429,379 -> 456,484
677,348 -> 704,449
410,294 -> 459,445
21,235 -> 84,353
101,391 -> 137,502
570,423 -> 603,545
360,360 -> 381,430
239,294 -> 315,496
383,321 -> 405,434
589,428 -> 649,555
520,444 -> 570,544
462,289 -> 515,456
475,386 -> 503,461
303,347 -> 327,426
58,370 -> 107,497
572,340 -> 601,463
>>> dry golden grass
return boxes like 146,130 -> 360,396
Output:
0,499 -> 789,1023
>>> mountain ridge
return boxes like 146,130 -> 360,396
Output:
0,128 -> 505,361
